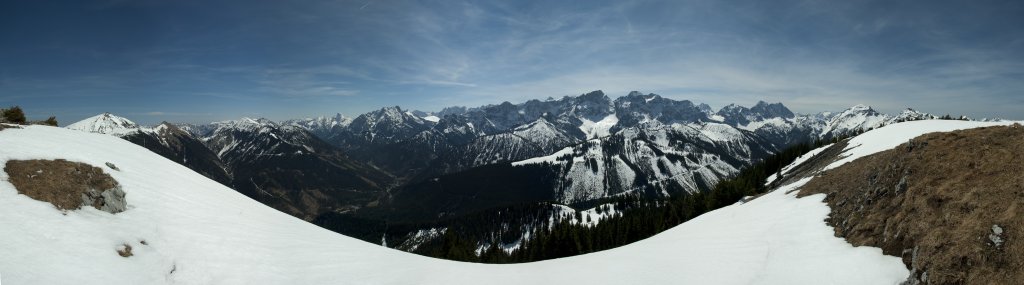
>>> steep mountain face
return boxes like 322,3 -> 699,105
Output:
716,101 -> 796,126
122,123 -> 232,185
514,122 -> 774,204
196,118 -> 393,220
66,114 -> 231,186
360,119 -> 776,225
613,91 -> 708,127
509,118 -> 578,153
750,101 -> 796,119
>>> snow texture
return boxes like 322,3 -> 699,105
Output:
0,125 -> 909,285
578,114 -> 618,139
421,115 -> 440,123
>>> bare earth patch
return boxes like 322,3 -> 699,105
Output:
797,124 -> 1024,284
5,159 -> 126,214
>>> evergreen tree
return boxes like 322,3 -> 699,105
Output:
43,116 -> 58,126
2,106 -> 26,124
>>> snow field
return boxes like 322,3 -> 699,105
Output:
0,125 -> 911,284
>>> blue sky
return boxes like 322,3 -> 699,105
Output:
1,0 -> 1022,125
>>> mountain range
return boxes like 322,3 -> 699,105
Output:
64,90 -> 960,252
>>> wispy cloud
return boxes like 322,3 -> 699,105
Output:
4,0 -> 1023,123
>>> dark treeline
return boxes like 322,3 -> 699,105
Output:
412,136 -> 847,263
0,105 -> 58,126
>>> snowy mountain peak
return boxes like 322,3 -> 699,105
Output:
240,117 -> 276,126
515,116 -> 555,131
577,90 -> 608,101
65,113 -> 144,136
381,106 -> 405,116
153,121 -> 176,134
847,104 -> 877,113
285,113 -> 352,131
211,117 -> 279,133
890,108 -> 937,123
715,104 -> 753,126
820,105 -> 890,138
511,117 -> 576,152
355,106 -> 426,128
720,103 -> 744,111
697,103 -> 714,115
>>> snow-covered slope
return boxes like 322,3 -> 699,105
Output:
0,125 -> 908,284
578,114 -> 618,139
826,120 -> 1019,170
66,115 -> 233,186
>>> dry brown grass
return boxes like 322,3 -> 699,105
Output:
798,124 -> 1024,284
5,159 -> 123,213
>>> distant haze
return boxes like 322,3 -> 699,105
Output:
1,0 -> 1022,125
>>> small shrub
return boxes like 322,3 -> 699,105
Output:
2,106 -> 26,124
43,116 -> 58,126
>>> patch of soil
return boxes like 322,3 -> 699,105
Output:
5,159 -> 126,213
797,124 -> 1024,284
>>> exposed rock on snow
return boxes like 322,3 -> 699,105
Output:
4,159 -> 126,214
117,243 -> 133,257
